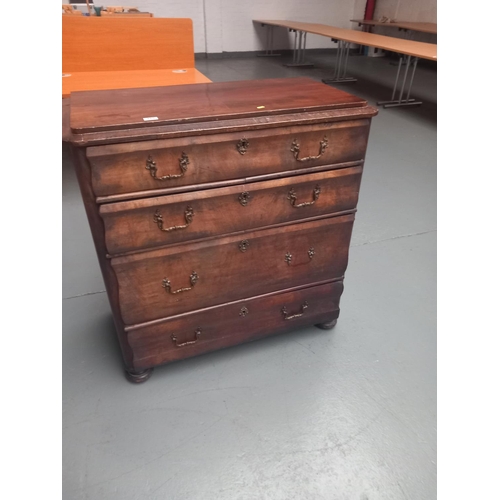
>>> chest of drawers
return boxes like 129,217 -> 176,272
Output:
67,77 -> 378,383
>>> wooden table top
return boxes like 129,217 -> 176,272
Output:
351,19 -> 437,34
63,17 -> 197,73
254,20 -> 437,60
62,68 -> 211,98
69,77 -> 369,134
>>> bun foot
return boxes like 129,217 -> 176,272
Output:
315,319 -> 337,330
125,367 -> 154,384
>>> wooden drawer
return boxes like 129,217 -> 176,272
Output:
127,281 -> 344,370
112,214 -> 354,325
100,166 -> 362,255
87,120 -> 370,199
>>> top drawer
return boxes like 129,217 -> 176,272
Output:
87,119 -> 370,199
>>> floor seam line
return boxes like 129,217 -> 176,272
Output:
352,229 -> 436,247
63,290 -> 106,300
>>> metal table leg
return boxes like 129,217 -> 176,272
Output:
257,24 -> 282,57
322,40 -> 357,84
377,55 -> 422,108
284,29 -> 314,68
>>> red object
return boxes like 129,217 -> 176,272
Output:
364,0 -> 376,21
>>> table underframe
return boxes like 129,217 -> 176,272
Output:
377,55 -> 422,108
322,39 -> 357,84
257,23 -> 428,109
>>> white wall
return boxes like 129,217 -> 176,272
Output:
351,0 -> 369,21
374,0 -> 436,23
371,0 -> 437,42
218,0 -> 357,53
64,0 -> 364,53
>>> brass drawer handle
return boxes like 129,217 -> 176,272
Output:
285,248 -> 315,266
291,136 -> 328,162
162,271 -> 198,294
287,185 -> 321,208
153,207 -> 194,232
145,152 -> 189,180
171,328 -> 201,347
282,301 -> 308,320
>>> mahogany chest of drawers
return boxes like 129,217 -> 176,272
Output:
67,77 -> 378,383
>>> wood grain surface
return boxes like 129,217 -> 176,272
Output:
255,20 -> 437,60
112,215 -> 355,324
100,166 -> 363,255
127,281 -> 344,369
69,78 -> 367,133
63,17 -> 196,72
87,118 -> 371,198
62,69 -> 211,98
67,77 -> 377,380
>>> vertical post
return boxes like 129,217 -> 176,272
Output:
405,57 -> 419,102
257,24 -> 281,57
391,56 -> 403,101
297,31 -> 302,63
292,30 -> 298,64
284,29 -> 313,67
337,41 -> 344,79
264,25 -> 270,55
300,31 -> 307,63
397,55 -> 411,103
342,42 -> 351,78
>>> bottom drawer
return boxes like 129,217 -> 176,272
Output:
126,280 -> 344,370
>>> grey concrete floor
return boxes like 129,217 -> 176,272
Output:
63,52 -> 436,499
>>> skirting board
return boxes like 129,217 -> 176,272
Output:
194,49 -> 437,69
195,48 -> 337,60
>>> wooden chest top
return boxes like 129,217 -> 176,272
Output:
68,77 -> 375,136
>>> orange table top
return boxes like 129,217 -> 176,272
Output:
62,68 -> 211,98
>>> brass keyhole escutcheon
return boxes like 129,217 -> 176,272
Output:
239,192 -> 251,206
236,138 -> 249,155
239,240 -> 250,252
